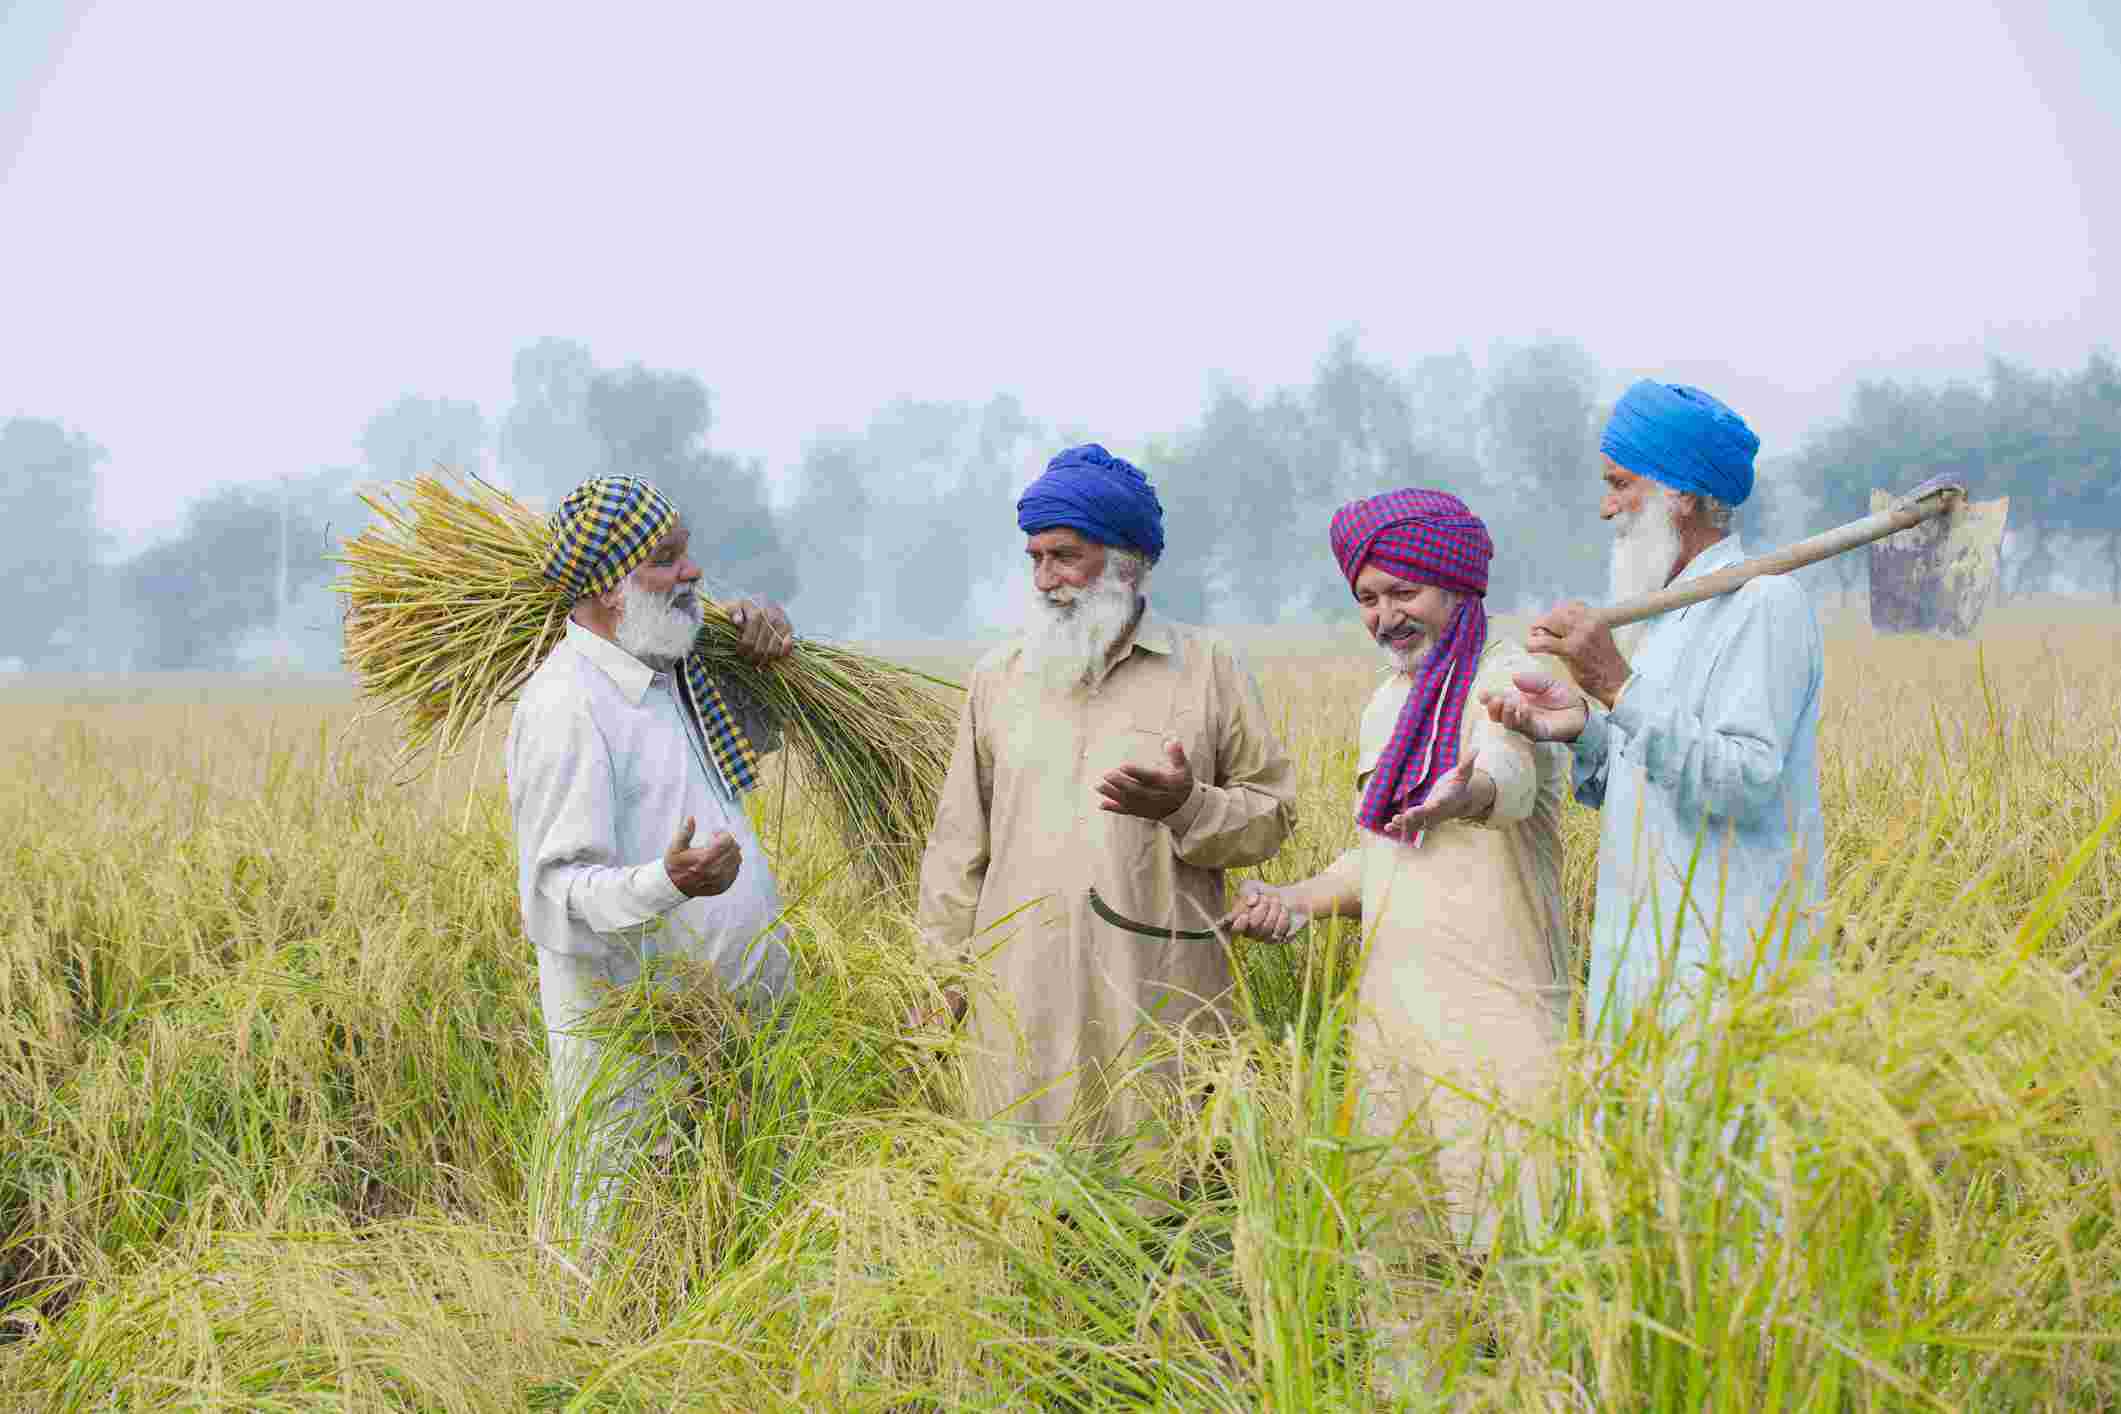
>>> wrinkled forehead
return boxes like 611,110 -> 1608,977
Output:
1024,526 -> 1101,554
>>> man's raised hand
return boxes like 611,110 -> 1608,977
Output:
727,598 -> 796,664
1525,600 -> 1630,707
1479,672 -> 1590,744
664,815 -> 742,897
1097,739 -> 1196,821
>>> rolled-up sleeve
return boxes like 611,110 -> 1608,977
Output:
1166,642 -> 1296,869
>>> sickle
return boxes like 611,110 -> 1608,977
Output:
1086,886 -> 1221,942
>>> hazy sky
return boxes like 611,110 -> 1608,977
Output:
3,0 -> 2115,550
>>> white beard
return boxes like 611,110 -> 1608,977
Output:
1022,570 -> 1140,694
615,578 -> 703,667
1607,494 -> 1684,658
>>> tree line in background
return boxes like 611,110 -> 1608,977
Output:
2,339 -> 2115,672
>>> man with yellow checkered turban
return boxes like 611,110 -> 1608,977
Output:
505,474 -> 798,1255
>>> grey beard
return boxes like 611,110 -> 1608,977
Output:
1377,628 -> 1432,675
615,579 -> 702,666
1022,572 -> 1139,693
1607,496 -> 1683,658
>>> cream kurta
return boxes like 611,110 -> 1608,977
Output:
917,606 -> 1296,1142
1324,636 -> 1571,1245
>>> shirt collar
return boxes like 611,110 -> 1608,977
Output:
1127,601 -> 1174,656
564,618 -> 658,705
1671,533 -> 1746,588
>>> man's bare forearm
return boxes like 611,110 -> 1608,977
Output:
1283,868 -> 1362,924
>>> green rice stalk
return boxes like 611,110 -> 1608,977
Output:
330,470 -> 960,892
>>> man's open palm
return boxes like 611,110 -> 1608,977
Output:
1383,756 -> 1491,837
1097,740 -> 1195,821
1480,672 -> 1589,744
665,816 -> 742,897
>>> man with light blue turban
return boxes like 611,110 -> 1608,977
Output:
1481,381 -> 1828,1039
915,443 -> 1296,1149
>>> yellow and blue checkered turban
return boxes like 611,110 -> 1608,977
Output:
540,475 -> 680,600
541,475 -> 762,796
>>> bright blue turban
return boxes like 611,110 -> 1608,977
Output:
1600,380 -> 1760,506
1016,443 -> 1166,563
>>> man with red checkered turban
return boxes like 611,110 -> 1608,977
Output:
1226,488 -> 1571,1256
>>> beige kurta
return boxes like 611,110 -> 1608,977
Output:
917,606 -> 1297,1143
1322,635 -> 1572,1247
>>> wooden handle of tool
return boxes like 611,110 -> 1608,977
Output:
1592,487 -> 1959,629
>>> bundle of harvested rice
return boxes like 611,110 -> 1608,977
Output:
332,471 -> 961,893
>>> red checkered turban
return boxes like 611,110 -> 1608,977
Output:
1328,489 -> 1493,837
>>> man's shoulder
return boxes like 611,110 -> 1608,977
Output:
520,639 -> 591,704
1477,634 -> 1545,684
1728,574 -> 1824,647
1152,617 -> 1247,670
1732,571 -> 1811,612
512,643 -> 604,744
970,637 -> 1024,679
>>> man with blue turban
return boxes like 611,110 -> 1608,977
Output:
506,474 -> 799,1257
1483,381 -> 1828,1036
915,444 -> 1296,1148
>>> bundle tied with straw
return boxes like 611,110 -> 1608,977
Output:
332,471 -> 961,894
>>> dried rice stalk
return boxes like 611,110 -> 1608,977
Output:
332,471 -> 960,893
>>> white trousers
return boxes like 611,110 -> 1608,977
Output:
531,948 -> 687,1254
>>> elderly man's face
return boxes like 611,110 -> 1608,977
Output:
1353,563 -> 1458,665
632,524 -> 703,600
1025,527 -> 1109,596
1598,455 -> 1658,522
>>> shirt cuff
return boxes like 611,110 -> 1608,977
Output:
1609,683 -> 1648,734
1572,697 -> 1611,765
1161,778 -> 1208,839
634,859 -> 689,913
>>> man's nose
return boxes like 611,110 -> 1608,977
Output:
1032,561 -> 1057,593
676,556 -> 702,583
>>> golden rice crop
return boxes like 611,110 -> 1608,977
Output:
0,607 -> 2114,1409
332,471 -> 959,893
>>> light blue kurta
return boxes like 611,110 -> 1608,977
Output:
1569,536 -> 1829,1034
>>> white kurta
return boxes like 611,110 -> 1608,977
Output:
506,621 -> 790,1237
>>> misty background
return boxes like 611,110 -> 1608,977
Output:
2,333 -> 2116,674
2,0 -> 2116,672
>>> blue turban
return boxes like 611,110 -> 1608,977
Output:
1600,380 -> 1760,506
1016,443 -> 1166,563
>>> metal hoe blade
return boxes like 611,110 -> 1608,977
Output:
1867,478 -> 2009,637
